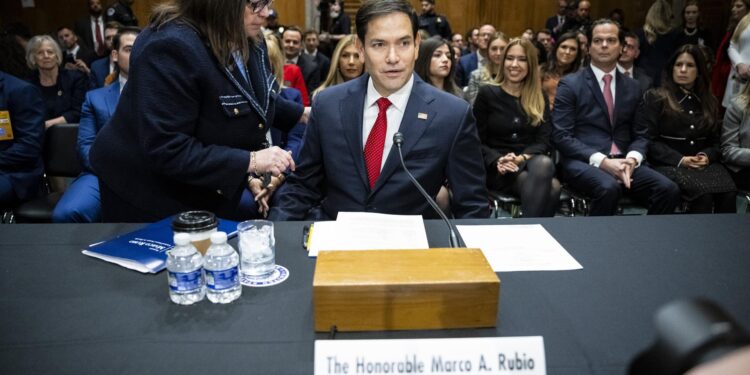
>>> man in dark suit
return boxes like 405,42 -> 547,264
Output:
282,26 -> 322,94
418,0 -> 452,40
57,26 -> 98,72
303,30 -> 331,84
0,71 -> 45,208
457,23 -> 495,87
74,0 -> 107,57
617,31 -> 653,93
552,19 -> 680,216
270,0 -> 489,221
545,0 -> 569,38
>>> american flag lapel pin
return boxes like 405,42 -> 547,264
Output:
418,112 -> 428,120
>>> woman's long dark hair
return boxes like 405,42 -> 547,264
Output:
150,0 -> 248,67
541,32 -> 582,76
414,37 -> 460,96
657,44 -> 719,131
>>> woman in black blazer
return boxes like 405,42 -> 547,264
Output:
90,0 -> 303,222
639,44 -> 736,213
474,38 -> 560,217
25,35 -> 88,128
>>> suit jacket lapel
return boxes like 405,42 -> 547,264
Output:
585,67 -> 612,127
341,75 -> 370,190
104,82 -> 120,116
372,77 -> 435,195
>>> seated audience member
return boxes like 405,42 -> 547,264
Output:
90,21 -> 123,88
57,26 -> 97,74
639,45 -> 736,213
465,27 -> 479,55
553,19 -> 681,216
450,32 -> 465,53
636,0 -> 679,88
536,29 -> 554,59
303,30 -> 331,84
312,34 -> 364,99
464,32 -> 509,104
521,28 -> 535,42
541,32 -> 582,106
562,0 -> 592,35
0,47 -> 45,209
457,24 -> 496,87
265,33 -> 311,106
474,38 -> 560,217
722,82 -> 750,191
415,37 -> 461,96
618,31 -> 653,93
270,0 -> 489,221
26,35 -> 89,128
282,26 -> 322,94
53,27 -> 140,223
418,0 -> 452,40
576,30 -> 590,67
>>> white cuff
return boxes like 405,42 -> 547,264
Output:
626,151 -> 643,167
589,152 -> 607,168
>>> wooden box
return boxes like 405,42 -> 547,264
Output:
313,248 -> 500,332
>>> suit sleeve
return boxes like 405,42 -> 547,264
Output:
0,84 -> 44,170
552,76 -> 599,161
447,104 -> 490,219
61,72 -> 89,124
472,85 -> 502,170
722,99 -> 750,167
524,99 -> 552,155
131,36 -> 250,196
77,92 -> 98,172
269,98 -> 326,221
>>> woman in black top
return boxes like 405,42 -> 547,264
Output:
639,44 -> 736,213
25,35 -> 88,128
676,0 -> 712,49
474,38 -> 560,217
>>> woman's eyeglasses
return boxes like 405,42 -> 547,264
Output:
247,0 -> 273,14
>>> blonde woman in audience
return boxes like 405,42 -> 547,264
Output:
464,32 -> 509,104
26,35 -> 89,128
311,34 -> 364,99
724,12 -> 750,107
474,38 -> 559,217
637,0 -> 679,86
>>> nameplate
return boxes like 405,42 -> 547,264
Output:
314,336 -> 545,374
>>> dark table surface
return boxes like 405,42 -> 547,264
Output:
1,214 -> 749,374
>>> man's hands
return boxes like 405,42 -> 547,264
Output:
600,157 -> 638,189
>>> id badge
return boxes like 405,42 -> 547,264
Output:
0,111 -> 14,141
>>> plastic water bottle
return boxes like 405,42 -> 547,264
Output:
167,233 -> 206,305
204,232 -> 242,304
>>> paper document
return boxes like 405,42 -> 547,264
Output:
457,224 -> 582,272
308,212 -> 429,257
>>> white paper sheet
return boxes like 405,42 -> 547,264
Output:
457,224 -> 582,272
308,212 -> 429,257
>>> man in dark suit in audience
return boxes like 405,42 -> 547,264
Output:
552,19 -> 680,216
270,0 -> 488,221
303,30 -> 331,84
57,26 -> 98,73
0,71 -> 45,209
282,26 -> 322,94
74,0 -> 107,57
545,0 -> 568,38
457,23 -> 495,87
617,31 -> 653,93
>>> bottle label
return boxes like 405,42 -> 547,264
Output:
206,267 -> 239,291
168,269 -> 204,292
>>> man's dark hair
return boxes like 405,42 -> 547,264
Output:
56,26 -> 75,35
623,30 -> 639,46
282,26 -> 303,39
112,26 -> 141,51
303,29 -> 319,39
587,18 -> 625,46
0,31 -> 32,78
537,28 -> 552,37
105,21 -> 124,31
355,0 -> 419,42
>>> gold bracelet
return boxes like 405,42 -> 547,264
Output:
250,151 -> 257,174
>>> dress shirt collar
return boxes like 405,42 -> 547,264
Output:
365,73 -> 414,113
118,75 -> 127,94
590,63 -> 616,83
616,63 -> 633,77
305,49 -> 317,57
287,54 -> 299,65
68,44 -> 81,57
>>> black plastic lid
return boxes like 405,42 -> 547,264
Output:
171,211 -> 218,232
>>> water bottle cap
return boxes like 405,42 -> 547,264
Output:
173,232 -> 191,245
210,231 -> 228,244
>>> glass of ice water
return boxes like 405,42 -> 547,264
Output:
237,220 -> 275,278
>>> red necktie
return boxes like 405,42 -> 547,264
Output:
364,97 -> 391,189
603,73 -> 620,155
94,18 -> 105,56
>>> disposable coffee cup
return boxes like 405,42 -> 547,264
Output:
172,211 -> 218,255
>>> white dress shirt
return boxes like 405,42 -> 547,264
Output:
362,74 -> 415,171
587,65 -> 643,167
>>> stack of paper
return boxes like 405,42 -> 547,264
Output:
307,212 -> 429,257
